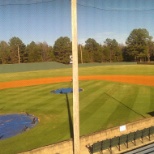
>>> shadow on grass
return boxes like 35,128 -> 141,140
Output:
104,92 -> 146,118
147,111 -> 154,117
65,94 -> 74,139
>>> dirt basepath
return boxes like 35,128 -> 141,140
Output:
0,75 -> 154,90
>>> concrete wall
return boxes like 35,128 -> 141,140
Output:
21,117 -> 154,154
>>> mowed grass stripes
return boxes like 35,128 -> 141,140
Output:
0,80 -> 154,153
0,64 -> 154,153
79,81 -> 153,135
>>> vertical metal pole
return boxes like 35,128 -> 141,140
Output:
71,0 -> 80,154
18,45 -> 20,64
80,45 -> 83,64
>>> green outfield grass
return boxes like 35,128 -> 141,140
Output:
0,63 -> 154,153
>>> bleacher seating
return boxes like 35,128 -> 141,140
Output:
87,126 -> 154,154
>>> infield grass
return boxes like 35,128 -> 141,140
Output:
0,63 -> 154,153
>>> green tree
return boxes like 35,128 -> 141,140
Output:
78,44 -> 91,63
146,41 -> 154,62
26,41 -> 42,62
27,41 -> 54,63
9,37 -> 26,63
0,41 -> 10,64
104,38 -> 121,62
102,46 -> 110,62
53,37 -> 72,64
126,28 -> 152,62
85,38 -> 102,62
37,42 -> 54,62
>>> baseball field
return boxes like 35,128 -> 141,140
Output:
0,62 -> 154,153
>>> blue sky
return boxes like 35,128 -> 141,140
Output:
0,0 -> 154,46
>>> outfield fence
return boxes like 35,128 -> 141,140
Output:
137,61 -> 154,65
0,62 -> 136,73
0,62 -> 70,73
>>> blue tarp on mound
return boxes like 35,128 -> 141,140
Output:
51,88 -> 83,94
0,114 -> 38,140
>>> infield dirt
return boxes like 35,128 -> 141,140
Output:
0,75 -> 154,90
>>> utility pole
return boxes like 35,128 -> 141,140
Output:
17,45 -> 20,64
80,45 -> 83,64
71,0 -> 80,154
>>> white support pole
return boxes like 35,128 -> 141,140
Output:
71,0 -> 80,154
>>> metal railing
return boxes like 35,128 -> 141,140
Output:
87,126 -> 154,154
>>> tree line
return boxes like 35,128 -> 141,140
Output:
0,28 -> 154,64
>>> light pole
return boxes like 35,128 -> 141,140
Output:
71,0 -> 80,154
17,45 -> 20,64
80,44 -> 83,64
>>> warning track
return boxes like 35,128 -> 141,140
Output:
0,75 -> 154,90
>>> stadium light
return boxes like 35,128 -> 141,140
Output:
71,0 -> 80,154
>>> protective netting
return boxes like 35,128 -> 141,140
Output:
51,88 -> 83,94
0,114 -> 38,140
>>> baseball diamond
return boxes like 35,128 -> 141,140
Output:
0,63 -> 154,154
